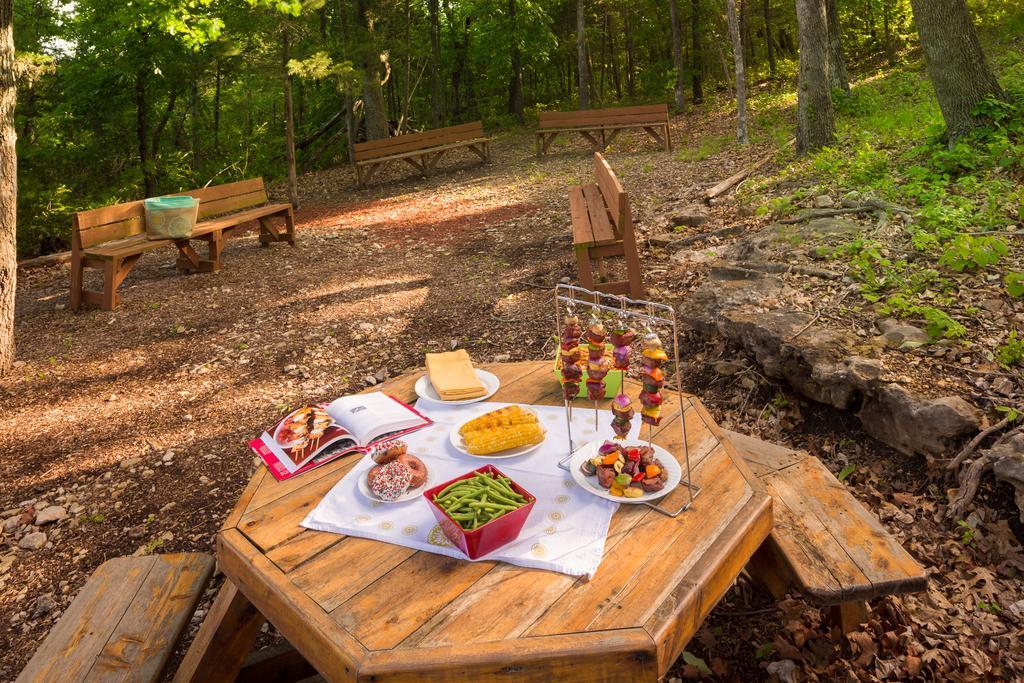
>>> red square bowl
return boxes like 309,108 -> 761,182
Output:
423,464 -> 536,559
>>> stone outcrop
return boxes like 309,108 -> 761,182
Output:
681,268 -> 982,459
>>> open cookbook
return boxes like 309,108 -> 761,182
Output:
249,392 -> 432,481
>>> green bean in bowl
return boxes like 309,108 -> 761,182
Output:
431,471 -> 529,530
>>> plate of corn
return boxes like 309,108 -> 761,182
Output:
449,405 -> 547,458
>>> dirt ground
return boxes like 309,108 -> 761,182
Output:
2,112 -> 1022,681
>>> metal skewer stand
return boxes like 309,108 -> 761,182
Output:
554,284 -> 705,517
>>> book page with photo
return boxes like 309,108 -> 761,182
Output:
250,392 -> 431,481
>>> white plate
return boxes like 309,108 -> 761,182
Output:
415,369 -> 500,405
356,465 -> 434,504
569,440 -> 682,503
449,408 -> 547,459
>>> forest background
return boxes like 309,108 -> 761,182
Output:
9,0 -> 1019,260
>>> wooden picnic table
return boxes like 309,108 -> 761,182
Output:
180,361 -> 772,682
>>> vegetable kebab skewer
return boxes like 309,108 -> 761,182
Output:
640,332 -> 669,446
584,317 -> 609,430
559,312 -> 583,453
609,321 -> 637,439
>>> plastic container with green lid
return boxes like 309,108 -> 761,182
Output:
144,196 -> 199,240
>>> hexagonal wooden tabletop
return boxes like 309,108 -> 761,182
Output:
218,361 -> 771,682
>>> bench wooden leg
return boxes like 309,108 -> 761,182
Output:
575,245 -> 596,290
541,132 -> 560,155
285,209 -> 296,245
745,539 -> 794,601
643,126 -> 667,150
604,128 -> 621,150
70,251 -> 84,310
665,123 -> 673,152
173,580 -> 266,683
622,234 -> 644,299
258,216 -> 284,247
831,600 -> 869,636
579,130 -> 601,150
355,163 -> 363,188
175,242 -> 203,271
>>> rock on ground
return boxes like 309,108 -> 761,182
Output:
681,269 -> 982,459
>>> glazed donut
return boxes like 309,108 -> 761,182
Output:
398,454 -> 428,488
372,440 -> 408,465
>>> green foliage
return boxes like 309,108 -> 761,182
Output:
956,520 -> 976,546
681,651 -> 712,675
754,642 -> 775,660
996,331 -> 1024,367
937,234 -> 1008,272
996,405 -> 1021,422
837,464 -> 856,482
675,134 -> 734,162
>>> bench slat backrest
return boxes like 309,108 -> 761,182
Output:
73,178 -> 270,250
538,104 -> 669,130
182,178 -> 269,219
594,152 -> 629,235
354,121 -> 485,162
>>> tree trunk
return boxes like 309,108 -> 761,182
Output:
882,0 -> 895,65
623,8 -> 636,97
135,68 -> 156,197
577,0 -> 590,109
429,0 -> 444,127
795,0 -> 835,153
357,0 -> 388,139
608,13 -> 621,99
764,0 -> 777,76
668,0 -> 686,112
726,0 -> 748,144
508,0 -> 524,123
190,77 -> 200,172
282,29 -> 299,208
908,0 -> 1005,141
0,0 -> 15,374
691,0 -> 703,102
825,0 -> 850,93
214,62 -> 221,151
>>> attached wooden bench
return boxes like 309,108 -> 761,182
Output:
353,121 -> 492,187
724,430 -> 928,634
70,178 -> 295,311
16,553 -> 214,683
570,152 -> 643,298
537,104 -> 672,155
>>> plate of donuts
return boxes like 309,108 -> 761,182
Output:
358,440 -> 433,504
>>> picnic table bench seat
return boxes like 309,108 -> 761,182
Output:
70,178 -> 295,311
570,152 -> 643,298
537,104 -> 672,155
725,430 -> 928,633
16,553 -> 214,683
353,121 -> 492,187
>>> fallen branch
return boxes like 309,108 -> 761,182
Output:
18,250 -> 71,271
656,225 -> 745,250
777,206 -> 874,224
731,260 -> 843,279
786,310 -> 822,342
946,425 -> 1021,520
703,138 -> 796,202
946,415 -> 1013,471
946,452 -> 995,521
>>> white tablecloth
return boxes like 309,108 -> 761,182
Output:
301,401 -> 641,577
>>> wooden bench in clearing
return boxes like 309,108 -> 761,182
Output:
724,430 -> 928,634
353,121 -> 492,187
570,152 -> 643,298
537,104 -> 672,155
70,178 -> 295,311
16,553 -> 213,683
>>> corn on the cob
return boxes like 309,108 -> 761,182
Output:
463,422 -> 545,455
458,406 -> 538,436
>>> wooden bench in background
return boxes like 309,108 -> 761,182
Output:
353,121 -> 492,187
537,104 -> 672,155
725,430 -> 928,634
570,152 -> 643,298
70,178 -> 295,311
16,553 -> 213,683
